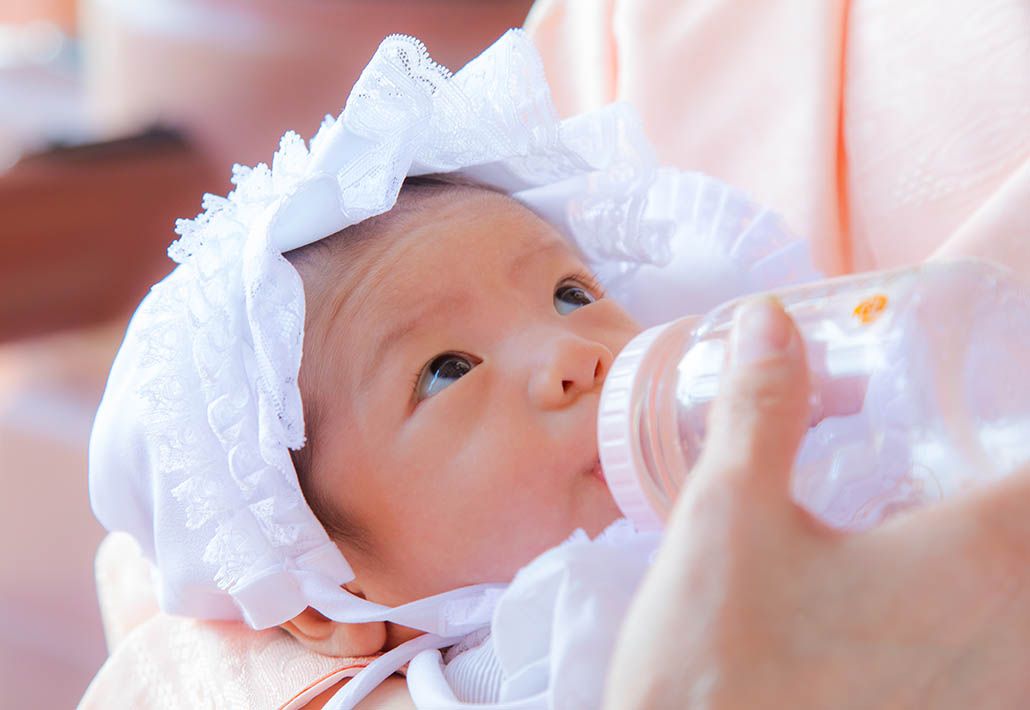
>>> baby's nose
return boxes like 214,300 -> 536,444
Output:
530,335 -> 613,410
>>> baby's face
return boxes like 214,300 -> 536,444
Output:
308,191 -> 641,606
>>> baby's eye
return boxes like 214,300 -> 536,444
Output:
554,280 -> 598,315
414,353 -> 478,401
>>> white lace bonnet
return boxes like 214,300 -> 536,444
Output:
89,28 -> 816,648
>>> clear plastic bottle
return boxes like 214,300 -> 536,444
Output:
598,259 -> 1030,532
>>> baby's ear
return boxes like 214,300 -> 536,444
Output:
281,608 -> 387,657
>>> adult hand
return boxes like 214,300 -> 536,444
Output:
604,298 -> 1030,709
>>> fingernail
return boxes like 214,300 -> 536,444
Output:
731,297 -> 792,366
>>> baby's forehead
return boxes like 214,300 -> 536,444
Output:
370,189 -> 579,283
322,190 -> 580,331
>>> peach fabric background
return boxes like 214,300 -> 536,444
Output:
526,0 -> 1030,278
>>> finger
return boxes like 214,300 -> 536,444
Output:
692,297 -> 811,499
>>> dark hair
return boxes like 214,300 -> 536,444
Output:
284,174 -> 504,548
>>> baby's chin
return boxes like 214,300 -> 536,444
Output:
573,472 -> 625,538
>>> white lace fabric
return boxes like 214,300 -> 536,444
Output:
89,28 -> 819,709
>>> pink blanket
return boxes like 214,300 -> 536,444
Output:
526,0 -> 1029,278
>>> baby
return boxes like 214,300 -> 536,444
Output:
282,174 -> 649,704
89,31 -> 816,709
283,175 -> 637,613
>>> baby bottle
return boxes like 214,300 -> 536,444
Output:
598,259 -> 1030,531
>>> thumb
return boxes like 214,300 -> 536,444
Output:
693,297 -> 811,499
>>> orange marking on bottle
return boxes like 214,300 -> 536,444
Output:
853,294 -> 888,325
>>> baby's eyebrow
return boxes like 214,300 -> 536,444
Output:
360,289 -> 470,386
508,241 -> 567,282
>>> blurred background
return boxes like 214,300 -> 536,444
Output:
0,0 -> 534,706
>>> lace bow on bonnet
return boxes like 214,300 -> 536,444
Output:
88,27 -> 818,694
